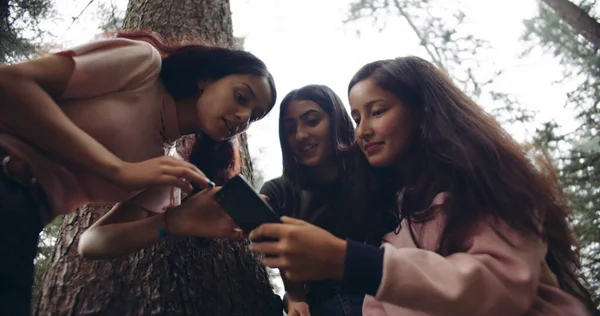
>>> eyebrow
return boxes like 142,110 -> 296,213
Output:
243,83 -> 256,98
299,109 -> 320,119
283,109 -> 320,122
351,99 -> 385,115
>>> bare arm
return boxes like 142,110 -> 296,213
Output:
78,187 -> 240,259
78,202 -> 166,260
0,54 -> 210,190
0,56 -> 123,180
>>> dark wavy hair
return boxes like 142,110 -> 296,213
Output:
278,84 -> 354,187
278,84 -> 396,244
116,30 -> 277,185
349,56 -> 595,310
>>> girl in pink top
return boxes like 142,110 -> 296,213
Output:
248,57 -> 596,315
0,30 -> 276,315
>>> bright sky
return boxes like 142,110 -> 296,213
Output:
235,0 -> 578,182
42,0 -> 580,298
47,0 -> 578,183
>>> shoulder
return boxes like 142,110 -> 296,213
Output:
61,38 -> 160,60
59,37 -> 161,79
259,176 -> 288,194
55,38 -> 163,98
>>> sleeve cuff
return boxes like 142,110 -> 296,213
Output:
342,239 -> 385,296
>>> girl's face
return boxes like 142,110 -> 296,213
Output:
196,74 -> 272,141
349,78 -> 416,168
282,100 -> 334,168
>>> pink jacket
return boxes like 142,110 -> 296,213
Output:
362,193 -> 590,316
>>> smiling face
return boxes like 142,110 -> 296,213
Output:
196,74 -> 273,141
282,100 -> 334,168
349,78 -> 416,168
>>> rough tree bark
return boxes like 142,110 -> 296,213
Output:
33,0 -> 281,315
541,0 -> 600,49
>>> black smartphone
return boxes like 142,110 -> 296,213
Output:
214,174 -> 282,236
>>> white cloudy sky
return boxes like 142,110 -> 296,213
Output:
46,0 -> 578,183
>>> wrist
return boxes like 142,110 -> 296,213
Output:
164,206 -> 185,235
99,156 -> 126,182
329,237 -> 347,280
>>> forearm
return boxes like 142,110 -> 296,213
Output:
78,212 -> 165,260
0,68 -> 123,179
341,240 -> 385,296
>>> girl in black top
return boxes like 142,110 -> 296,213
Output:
260,84 -> 394,316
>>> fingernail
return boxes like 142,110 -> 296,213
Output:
233,228 -> 243,232
207,181 -> 215,188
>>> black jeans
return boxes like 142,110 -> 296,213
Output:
0,159 -> 46,316
310,293 -> 365,316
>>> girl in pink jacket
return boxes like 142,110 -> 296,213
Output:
249,56 -> 596,315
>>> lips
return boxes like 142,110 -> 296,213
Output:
301,144 -> 317,152
223,119 -> 236,136
295,143 -> 318,158
364,142 -> 384,154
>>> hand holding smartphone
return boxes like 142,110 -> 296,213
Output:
214,175 -> 282,240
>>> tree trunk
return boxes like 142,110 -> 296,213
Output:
541,0 -> 600,49
34,0 -> 280,315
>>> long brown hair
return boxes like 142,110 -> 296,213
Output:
278,85 -> 354,188
349,56 -> 596,310
114,30 -> 275,185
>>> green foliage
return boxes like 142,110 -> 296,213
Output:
525,0 -> 600,305
32,217 -> 62,303
523,0 -> 600,128
98,0 -> 124,33
345,0 -> 535,126
0,0 -> 54,63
